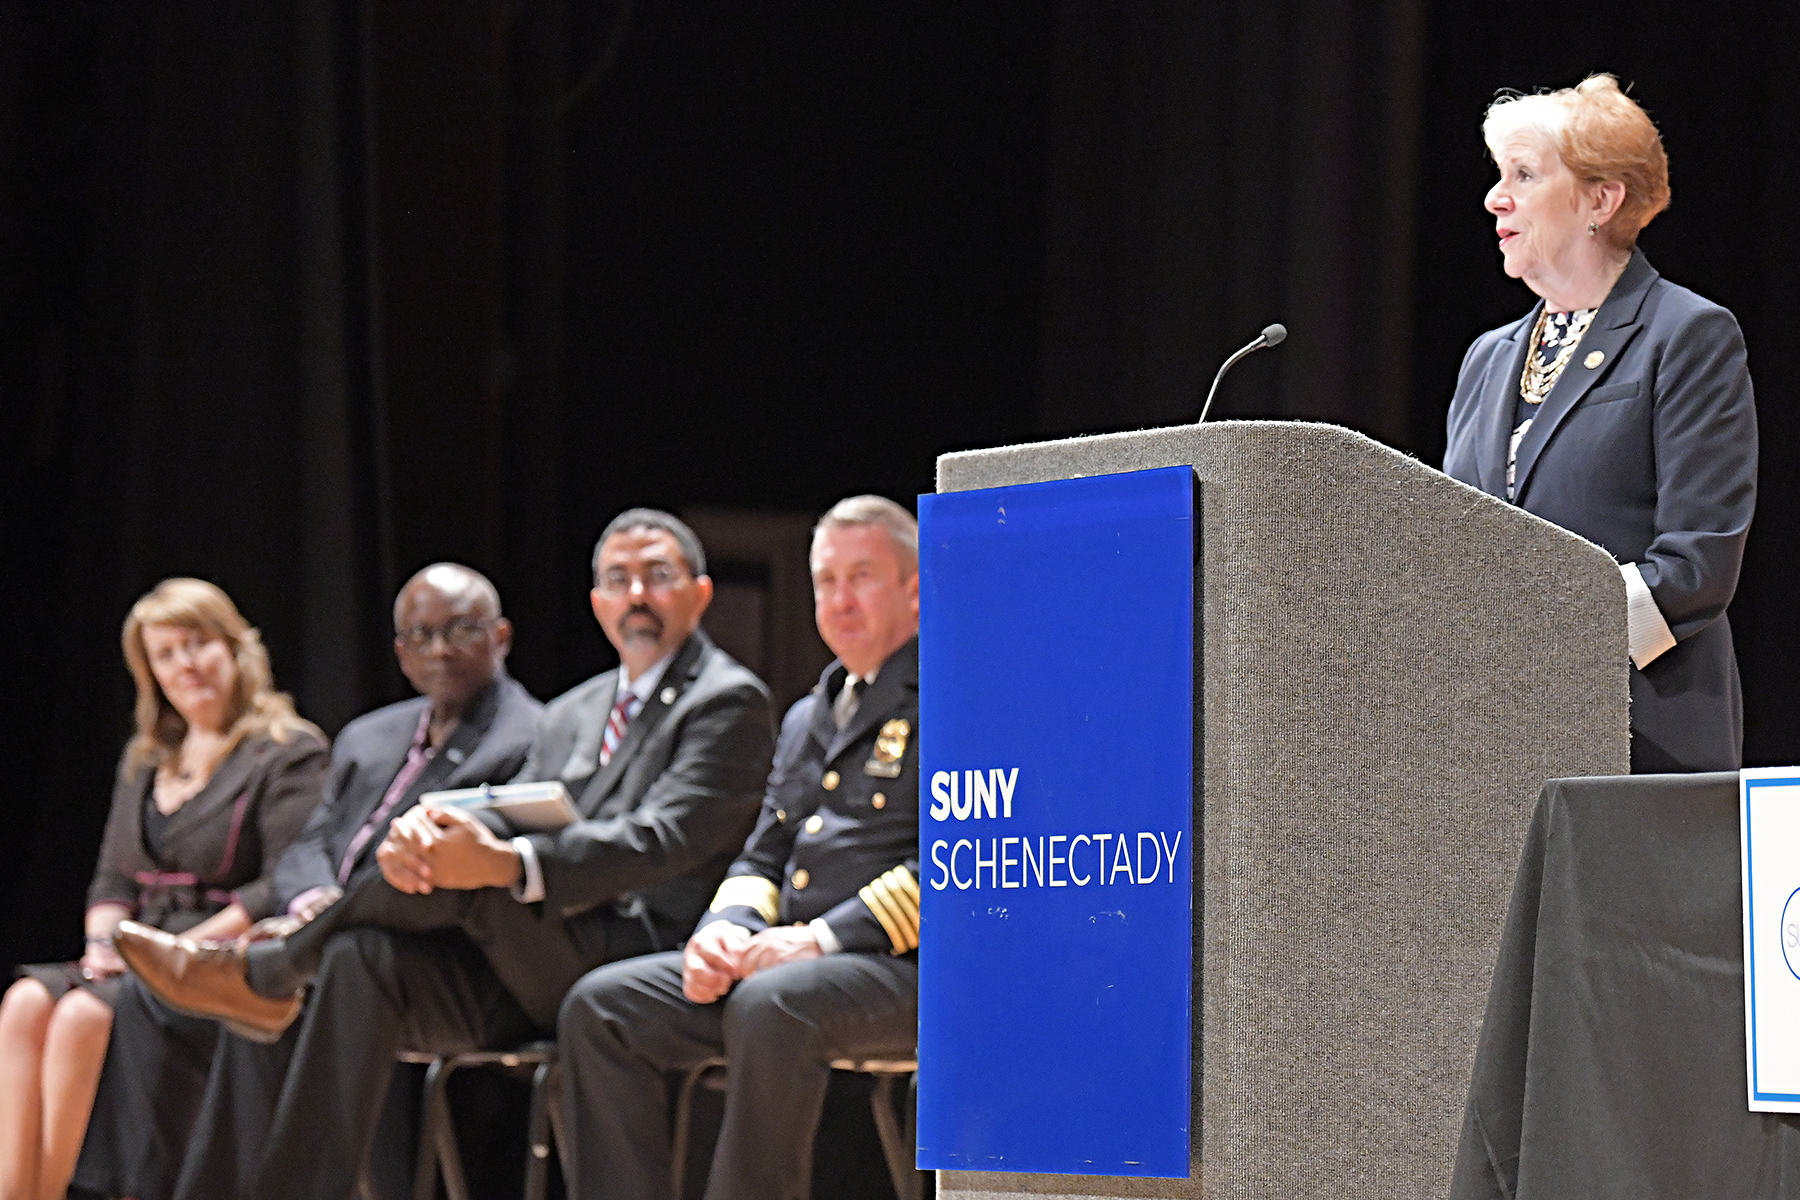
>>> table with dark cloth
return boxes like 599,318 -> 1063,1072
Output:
1452,771 -> 1800,1200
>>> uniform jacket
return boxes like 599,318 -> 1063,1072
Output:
703,637 -> 921,956
88,731 -> 330,931
513,628 -> 774,944
270,673 -> 543,911
1444,249 -> 1757,771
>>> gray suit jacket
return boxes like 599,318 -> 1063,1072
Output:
1444,249 -> 1758,771
89,732 -> 329,929
513,628 -> 775,943
271,673 -> 543,911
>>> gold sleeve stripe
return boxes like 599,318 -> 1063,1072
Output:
882,866 -> 921,928
872,877 -> 917,943
710,876 -> 779,924
859,881 -> 911,954
859,865 -> 921,954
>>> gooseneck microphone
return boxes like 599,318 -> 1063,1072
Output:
1197,323 -> 1286,423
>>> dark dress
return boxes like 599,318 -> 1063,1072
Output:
23,731 -> 329,997
61,731 -> 328,1200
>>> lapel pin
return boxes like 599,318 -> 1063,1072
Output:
660,686 -> 677,705
1584,350 -> 1604,369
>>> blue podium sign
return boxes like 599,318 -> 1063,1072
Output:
916,466 -> 1194,1177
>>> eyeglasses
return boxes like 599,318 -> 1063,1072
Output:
396,618 -> 494,651
595,563 -> 689,595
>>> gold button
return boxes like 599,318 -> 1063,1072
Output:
821,771 -> 840,791
805,814 -> 824,833
871,793 -> 886,809
776,809 -> 786,823
791,869 -> 810,889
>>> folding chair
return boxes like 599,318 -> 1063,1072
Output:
668,1055 -> 921,1200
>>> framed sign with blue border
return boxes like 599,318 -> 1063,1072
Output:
915,465 -> 1195,1176
1741,766 -> 1800,1112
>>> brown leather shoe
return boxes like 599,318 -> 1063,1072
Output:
114,921 -> 302,1044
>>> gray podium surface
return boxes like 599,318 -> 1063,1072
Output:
932,421 -> 1630,1200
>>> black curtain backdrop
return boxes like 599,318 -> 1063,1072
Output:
0,1 -> 368,969
553,1 -> 1052,598
1037,0 -> 1425,441
3,0 -> 1796,993
1040,0 -> 1799,767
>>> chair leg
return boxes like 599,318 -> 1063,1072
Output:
670,1059 -> 726,1200
669,1068 -> 698,1200
869,1073 -> 917,1200
412,1056 -> 473,1200
525,1059 -> 554,1200
545,1060 -> 578,1195
435,1078 -> 472,1200
412,1058 -> 448,1200
905,1073 -> 922,1200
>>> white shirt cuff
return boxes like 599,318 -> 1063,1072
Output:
1621,562 -> 1678,670
809,918 -> 842,955
510,837 -> 546,904
288,886 -> 332,917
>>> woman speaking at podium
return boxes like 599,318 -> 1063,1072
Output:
1443,75 -> 1757,774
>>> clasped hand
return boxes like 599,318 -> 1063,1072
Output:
377,805 -> 522,894
681,921 -> 821,1004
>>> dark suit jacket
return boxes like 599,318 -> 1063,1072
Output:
88,731 -> 330,930
514,628 -> 775,946
1444,249 -> 1758,771
270,673 -> 543,912
704,637 -> 920,956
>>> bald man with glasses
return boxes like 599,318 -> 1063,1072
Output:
119,512 -> 775,1200
75,563 -> 543,1200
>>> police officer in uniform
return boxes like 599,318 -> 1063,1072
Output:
558,495 -> 921,1200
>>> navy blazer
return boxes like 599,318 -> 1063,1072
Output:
703,637 -> 920,956
1444,249 -> 1757,772
269,673 -> 543,910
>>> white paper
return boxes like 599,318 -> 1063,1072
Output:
1740,767 -> 1800,1111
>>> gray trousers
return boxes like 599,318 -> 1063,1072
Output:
233,928 -> 539,1200
204,869 -> 657,1200
246,870 -> 606,1029
558,949 -> 917,1200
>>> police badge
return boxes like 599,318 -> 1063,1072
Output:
865,718 -> 909,778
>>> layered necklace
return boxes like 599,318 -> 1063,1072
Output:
1519,306 -> 1597,406
1507,305 -> 1597,502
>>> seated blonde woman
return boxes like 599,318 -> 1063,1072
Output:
0,579 -> 326,1200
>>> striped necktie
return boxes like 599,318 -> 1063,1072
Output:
600,690 -> 637,767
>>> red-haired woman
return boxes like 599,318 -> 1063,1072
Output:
1443,75 -> 1757,773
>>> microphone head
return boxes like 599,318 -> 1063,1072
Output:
1261,323 -> 1287,347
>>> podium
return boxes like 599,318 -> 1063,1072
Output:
923,421 -> 1630,1200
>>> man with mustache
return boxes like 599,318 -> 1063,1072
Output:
119,510 -> 775,1200
560,496 -> 922,1200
